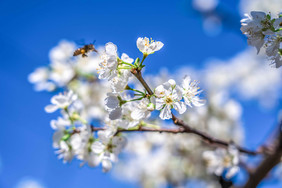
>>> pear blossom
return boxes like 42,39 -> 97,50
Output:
266,36 -> 282,68
104,93 -> 123,120
202,145 -> 240,179
28,31 -> 282,185
45,90 -> 78,113
241,11 -> 282,68
131,98 -> 153,120
181,76 -> 205,107
241,11 -> 269,53
155,79 -> 186,120
120,53 -> 134,65
55,140 -> 74,163
119,103 -> 140,129
91,128 -> 127,172
265,17 -> 282,68
109,53 -> 133,92
50,117 -> 71,130
97,42 -> 118,80
49,40 -> 76,62
104,93 -> 120,110
49,61 -> 75,86
136,37 -> 164,55
28,67 -> 56,91
110,73 -> 130,93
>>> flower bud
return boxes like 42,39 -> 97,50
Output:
168,79 -> 176,86
147,103 -> 155,111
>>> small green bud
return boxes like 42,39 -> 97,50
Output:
61,133 -> 71,141
147,103 -> 155,111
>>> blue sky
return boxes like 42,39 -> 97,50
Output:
0,0 -> 281,187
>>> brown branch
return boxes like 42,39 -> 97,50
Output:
130,68 -> 260,156
171,114 -> 259,155
73,125 -> 186,134
131,69 -> 154,95
243,121 -> 282,188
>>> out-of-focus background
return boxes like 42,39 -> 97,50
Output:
0,0 -> 281,187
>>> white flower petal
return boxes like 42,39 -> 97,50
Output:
45,105 -> 59,113
159,105 -> 172,120
173,101 -> 187,114
91,141 -> 105,154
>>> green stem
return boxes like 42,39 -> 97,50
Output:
140,54 -> 148,66
126,88 -> 144,94
125,97 -> 144,103
118,66 -> 132,70
121,61 -> 134,67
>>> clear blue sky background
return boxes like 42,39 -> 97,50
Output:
0,0 -> 281,187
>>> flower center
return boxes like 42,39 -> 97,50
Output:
223,156 -> 232,166
144,38 -> 154,47
165,95 -> 174,105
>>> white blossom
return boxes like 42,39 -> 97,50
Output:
202,145 -> 239,178
110,53 -> 133,92
131,98 -> 152,120
28,67 -> 56,91
45,90 -> 78,113
104,93 -> 120,111
241,11 -> 268,53
136,37 -> 164,55
155,79 -> 186,120
181,76 -> 205,107
97,42 -> 118,80
119,102 -> 140,129
49,40 -> 76,62
55,140 -> 74,163
49,61 -> 75,86
90,127 -> 126,172
50,117 -> 71,130
266,16 -> 282,68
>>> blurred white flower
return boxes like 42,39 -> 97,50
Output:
91,128 -> 127,172
16,177 -> 45,188
49,40 -> 76,62
50,117 -> 71,130
45,90 -> 78,113
203,145 -> 239,178
192,0 -> 218,12
28,67 -> 56,91
240,0 -> 282,17
55,140 -> 74,163
49,61 -> 75,86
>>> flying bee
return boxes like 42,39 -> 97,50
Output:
73,43 -> 97,58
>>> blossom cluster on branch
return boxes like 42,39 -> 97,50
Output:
29,9 -> 282,187
241,11 -> 282,67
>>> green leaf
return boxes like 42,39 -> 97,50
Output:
61,133 -> 71,141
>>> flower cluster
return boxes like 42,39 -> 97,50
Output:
28,21 -> 282,186
45,91 -> 127,172
241,11 -> 282,68
29,37 -> 209,175
155,77 -> 205,120
202,145 -> 240,179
